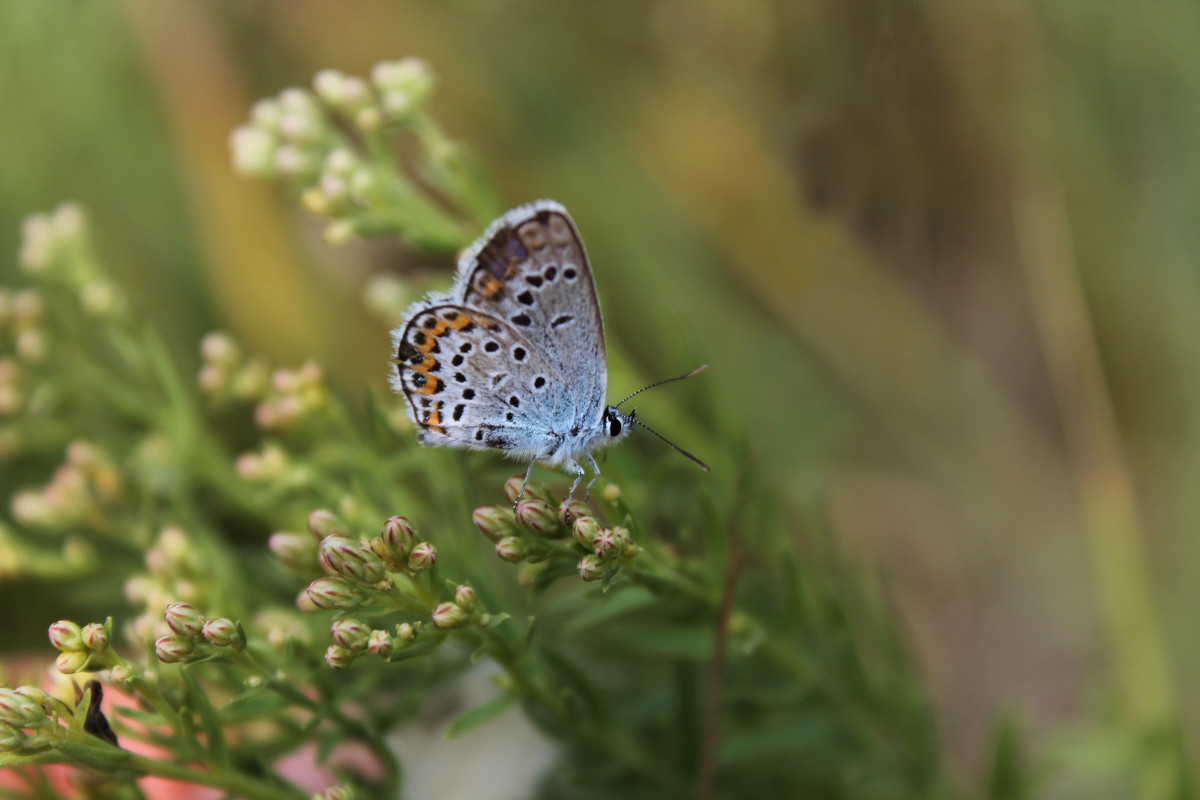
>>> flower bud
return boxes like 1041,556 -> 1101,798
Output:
572,515 -> 601,548
306,577 -> 368,610
80,622 -> 109,652
516,499 -> 561,538
269,531 -> 317,570
367,629 -> 394,658
318,535 -> 386,584
202,618 -> 244,650
503,475 -> 525,505
472,505 -> 516,542
109,664 -> 134,685
559,499 -> 590,526
164,603 -> 205,638
155,635 -> 197,664
201,331 -> 240,369
48,620 -> 84,651
380,516 -> 418,559
324,644 -> 354,670
601,483 -> 621,502
307,509 -> 344,540
0,688 -> 48,729
609,526 -> 632,556
0,721 -> 27,751
56,650 -> 90,674
406,542 -> 437,572
591,528 -> 620,561
577,554 -> 605,582
431,602 -> 469,630
453,585 -> 477,610
495,536 -> 527,563
396,623 -> 415,641
330,618 -> 372,652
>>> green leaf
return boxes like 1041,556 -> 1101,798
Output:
181,668 -> 230,767
560,585 -> 657,637
444,690 -> 518,740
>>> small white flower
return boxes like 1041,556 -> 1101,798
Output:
250,98 -> 283,129
230,125 -> 278,175
313,69 -> 347,106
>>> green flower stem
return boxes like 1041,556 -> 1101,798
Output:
234,649 -> 400,796
120,747 -> 307,800
124,674 -> 209,765
409,114 -> 495,227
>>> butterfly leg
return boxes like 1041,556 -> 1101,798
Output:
566,458 -> 586,502
583,453 -> 602,501
512,458 -> 538,511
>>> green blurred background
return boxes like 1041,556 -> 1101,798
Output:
1,0 -> 1197,789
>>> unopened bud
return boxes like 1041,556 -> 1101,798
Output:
572,515 -> 601,547
330,618 -> 372,651
495,536 -> 527,563
407,542 -> 437,572
516,499 -> 561,538
559,499 -> 590,526
202,618 -> 244,650
0,688 -> 48,729
80,622 -> 109,652
453,584 -> 476,610
577,554 -> 605,582
110,664 -> 134,685
48,620 -> 84,652
367,629 -> 394,658
306,577 -> 369,610
56,650 -> 90,674
324,644 -> 355,670
431,602 -> 469,629
472,505 -> 516,542
307,509 -> 344,540
503,476 -> 525,505
269,531 -> 317,570
396,623 -> 415,641
155,634 -> 197,664
164,603 -> 205,638
318,535 -> 386,584
380,516 -> 418,559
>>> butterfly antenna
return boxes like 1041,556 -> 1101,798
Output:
628,411 -> 711,472
615,365 -> 708,408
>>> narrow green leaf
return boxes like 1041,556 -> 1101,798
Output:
444,690 -> 518,740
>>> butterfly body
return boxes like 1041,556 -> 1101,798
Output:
391,200 -> 632,498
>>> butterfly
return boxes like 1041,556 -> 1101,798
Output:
390,200 -> 707,502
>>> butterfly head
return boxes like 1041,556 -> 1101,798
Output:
601,406 -> 633,444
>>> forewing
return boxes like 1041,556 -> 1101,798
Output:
456,201 -> 607,421
392,303 -> 572,458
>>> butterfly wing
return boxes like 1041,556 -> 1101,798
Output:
392,303 -> 574,460
390,201 -> 608,462
455,201 -> 607,429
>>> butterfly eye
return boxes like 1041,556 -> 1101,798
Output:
607,413 -> 622,437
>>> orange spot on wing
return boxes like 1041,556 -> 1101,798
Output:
478,274 -> 503,298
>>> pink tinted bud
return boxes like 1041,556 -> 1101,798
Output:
407,542 -> 437,572
559,499 -> 589,526
318,535 -> 386,584
154,635 -> 197,664
56,651 -> 90,674
330,618 -> 371,651
453,584 -> 476,610
202,618 -> 243,649
0,689 -> 47,728
503,475 -> 525,505
431,602 -> 469,629
48,620 -> 84,652
577,554 -> 604,582
380,516 -> 418,559
164,603 -> 205,638
472,505 -> 515,542
80,622 -> 109,652
495,536 -> 527,563
324,644 -> 354,670
306,577 -> 368,610
307,509 -> 344,540
269,531 -> 316,569
367,629 -> 394,658
515,499 -> 561,538
572,515 -> 601,547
